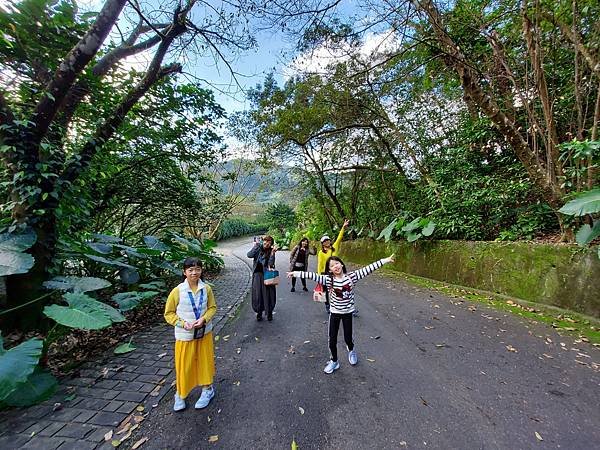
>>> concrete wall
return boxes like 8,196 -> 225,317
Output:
339,239 -> 600,318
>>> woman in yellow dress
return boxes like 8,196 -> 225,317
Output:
164,257 -> 217,411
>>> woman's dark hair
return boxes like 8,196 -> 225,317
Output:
325,256 -> 347,290
325,256 -> 347,274
297,237 -> 309,248
182,257 -> 204,281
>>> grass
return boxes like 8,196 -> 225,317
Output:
384,269 -> 600,346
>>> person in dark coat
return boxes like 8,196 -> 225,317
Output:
288,237 -> 316,292
247,235 -> 278,321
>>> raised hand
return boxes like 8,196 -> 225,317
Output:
388,253 -> 395,263
343,219 -> 350,228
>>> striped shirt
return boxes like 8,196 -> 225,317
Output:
297,258 -> 390,314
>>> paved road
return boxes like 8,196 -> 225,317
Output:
127,238 -> 599,450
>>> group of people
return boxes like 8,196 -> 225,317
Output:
163,220 -> 394,411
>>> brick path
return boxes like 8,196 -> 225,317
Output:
0,243 -> 251,450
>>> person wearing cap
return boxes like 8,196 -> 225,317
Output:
317,219 -> 350,313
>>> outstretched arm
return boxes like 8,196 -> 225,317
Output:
286,270 -> 327,284
352,254 -> 395,281
247,244 -> 260,258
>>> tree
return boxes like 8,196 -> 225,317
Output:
0,0 -> 340,323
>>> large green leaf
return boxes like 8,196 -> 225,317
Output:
0,251 -> 34,276
377,219 -> 397,242
575,221 -> 600,247
143,236 -> 169,251
114,340 -> 136,354
44,294 -> 113,330
84,254 -> 135,269
558,189 -> 600,216
0,230 -> 36,251
407,232 -> 422,242
119,267 -> 140,285
112,291 -> 159,311
43,276 -> 111,293
421,221 -> 436,237
402,217 -> 422,233
0,338 -> 43,401
92,233 -> 122,244
4,369 -> 58,407
86,242 -> 113,254
139,280 -> 165,290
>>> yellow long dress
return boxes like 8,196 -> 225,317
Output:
164,284 -> 217,399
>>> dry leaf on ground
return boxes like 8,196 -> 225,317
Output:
132,437 -> 148,449
535,431 -> 543,441
298,407 -> 305,415
208,435 -> 219,443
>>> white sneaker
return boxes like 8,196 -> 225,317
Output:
323,360 -> 340,374
348,349 -> 358,365
173,393 -> 186,411
195,386 -> 215,409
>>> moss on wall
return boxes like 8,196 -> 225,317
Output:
339,240 -> 600,318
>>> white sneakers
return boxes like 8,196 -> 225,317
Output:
324,350 -> 358,373
194,386 -> 215,409
323,360 -> 340,374
174,386 -> 215,411
173,393 -> 186,411
348,349 -> 358,365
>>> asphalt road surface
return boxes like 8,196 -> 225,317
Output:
126,238 -> 600,450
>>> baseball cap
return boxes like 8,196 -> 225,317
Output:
320,235 -> 331,243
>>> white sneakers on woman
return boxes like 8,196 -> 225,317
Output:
323,360 -> 340,374
348,349 -> 358,365
173,393 -> 186,411
195,386 -> 215,409
173,386 -> 215,411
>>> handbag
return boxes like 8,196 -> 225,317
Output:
313,283 -> 326,303
264,268 -> 279,286
193,325 -> 206,339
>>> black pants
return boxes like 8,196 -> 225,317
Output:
328,312 -> 354,362
291,264 -> 307,289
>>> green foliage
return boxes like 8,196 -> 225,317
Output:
43,293 -> 124,330
559,189 -> 600,217
112,291 -> 159,312
263,203 -> 297,233
0,337 -> 43,403
377,217 -> 436,243
3,368 -> 58,407
43,276 -> 111,293
214,219 -> 267,240
0,229 -> 36,276
114,339 -> 136,355
559,188 -> 600,249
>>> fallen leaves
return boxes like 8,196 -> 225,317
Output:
132,437 -> 148,449
535,431 -> 543,441
298,406 -> 305,415
505,345 -> 518,353
366,358 -> 375,362
208,435 -> 219,443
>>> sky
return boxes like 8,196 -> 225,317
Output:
68,0 -> 369,114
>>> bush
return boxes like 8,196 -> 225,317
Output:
214,219 -> 267,240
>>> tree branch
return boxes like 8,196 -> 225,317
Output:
31,0 -> 128,145
60,11 -> 188,185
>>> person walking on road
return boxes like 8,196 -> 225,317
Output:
317,219 -> 350,313
247,235 -> 278,321
289,237 -> 316,292
287,254 -> 395,374
164,257 -> 217,411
